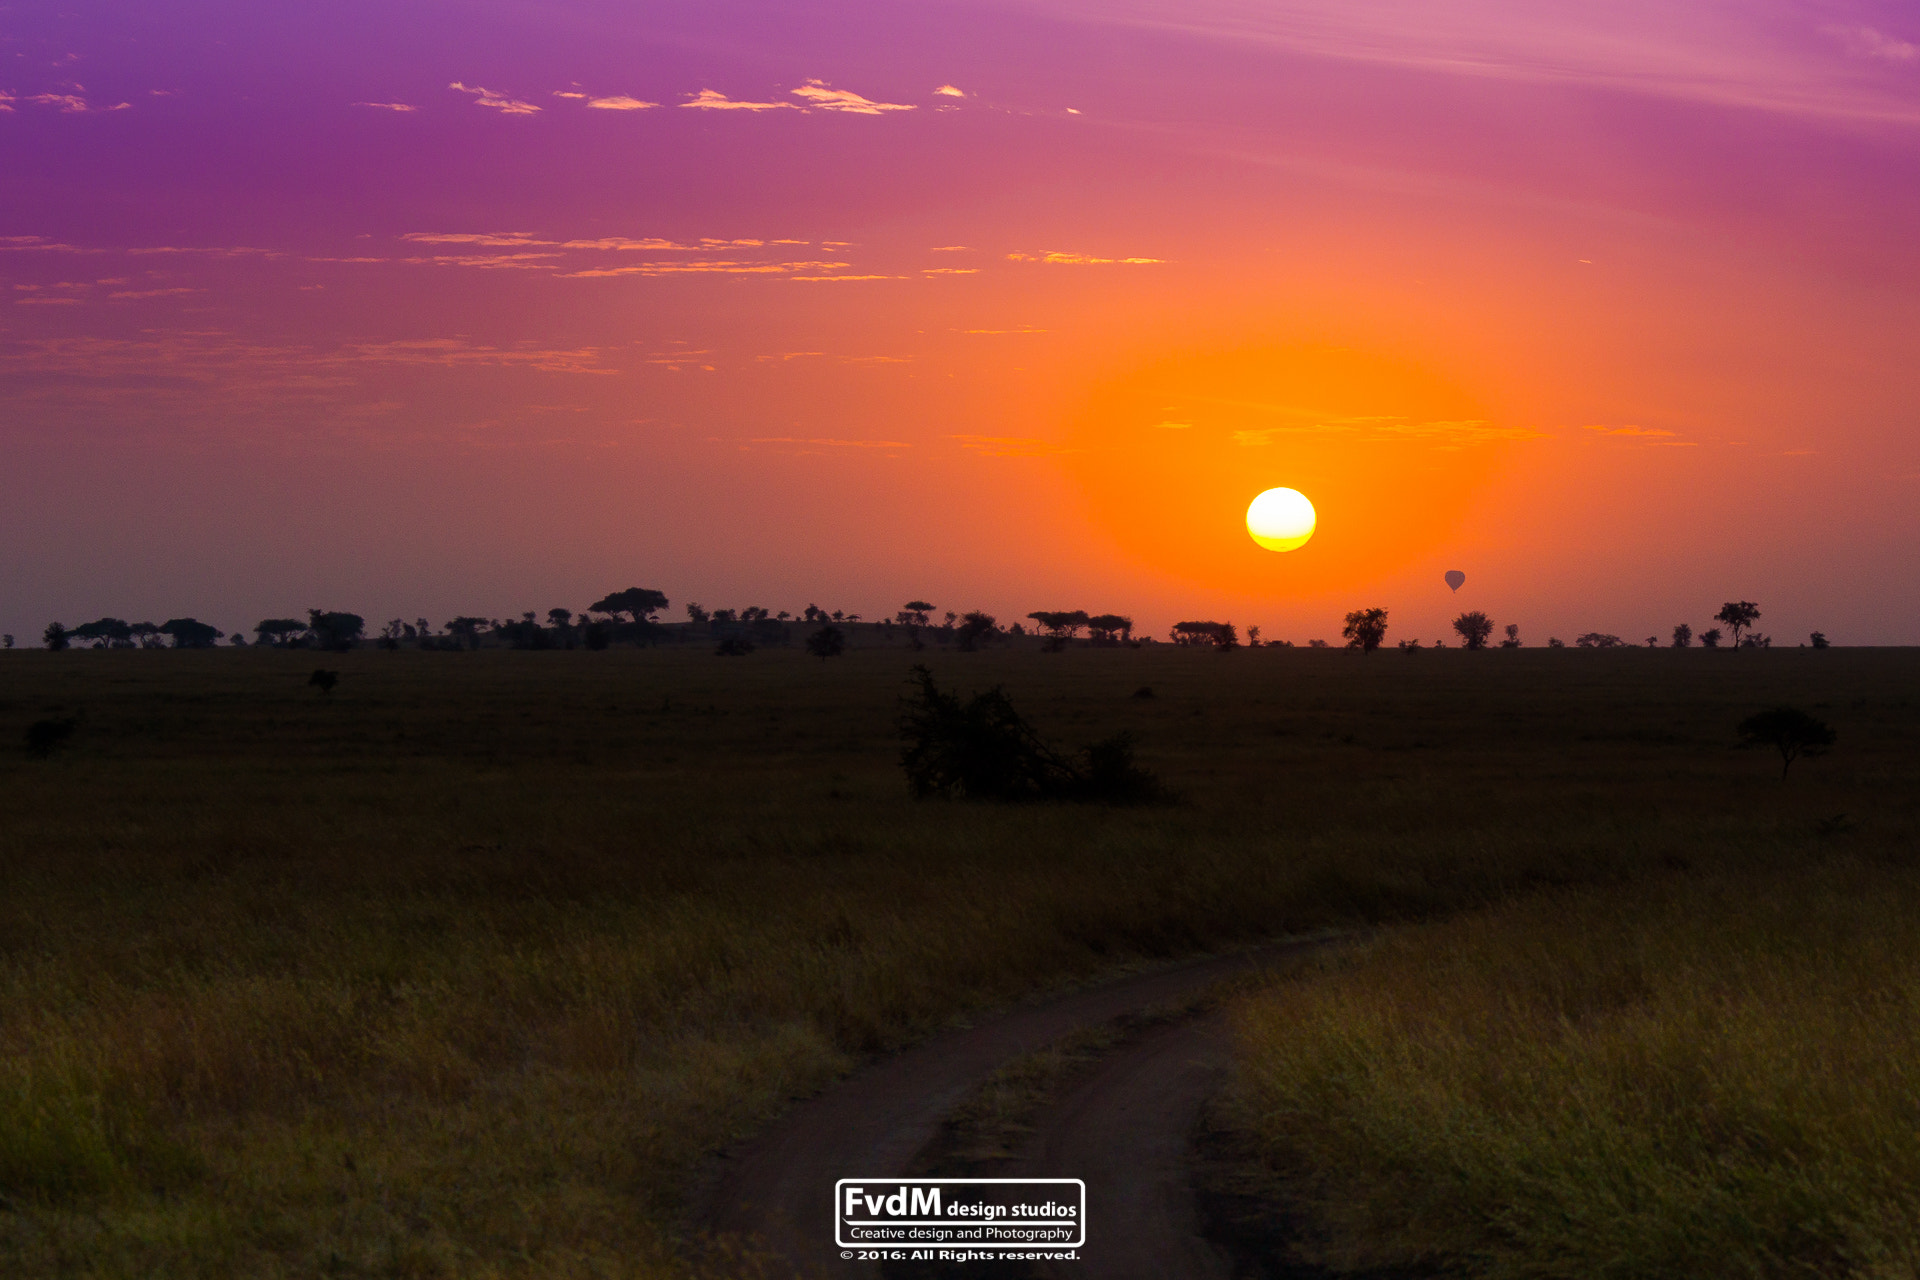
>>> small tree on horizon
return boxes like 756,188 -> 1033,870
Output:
1500,623 -> 1522,648
1715,601 -> 1761,648
1342,608 -> 1388,653
1672,623 -> 1693,648
1811,631 -> 1830,649
1452,610 -> 1494,650
956,611 -> 998,652
43,621 -> 69,651
1700,627 -> 1722,648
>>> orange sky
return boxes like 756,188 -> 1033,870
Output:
3,0 -> 1918,644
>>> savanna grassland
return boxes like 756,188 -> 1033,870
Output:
0,643 -> 1913,1278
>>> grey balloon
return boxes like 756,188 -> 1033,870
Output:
1445,570 -> 1465,592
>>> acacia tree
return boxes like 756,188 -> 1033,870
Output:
592,588 -> 669,626
1087,614 -> 1133,645
1738,706 -> 1835,780
956,611 -> 998,652
1452,611 -> 1495,650
1715,601 -> 1760,648
160,618 -> 224,649
1342,608 -> 1388,653
255,618 -> 306,647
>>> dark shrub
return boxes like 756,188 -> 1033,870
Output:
25,717 -> 77,758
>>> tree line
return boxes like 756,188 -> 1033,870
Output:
21,592 -> 1831,654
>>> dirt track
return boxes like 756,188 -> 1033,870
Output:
689,939 -> 1333,1277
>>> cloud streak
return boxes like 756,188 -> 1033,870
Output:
449,82 -> 541,114
681,89 -> 796,111
789,80 -> 915,113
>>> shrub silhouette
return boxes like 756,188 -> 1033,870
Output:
308,669 -> 339,697
24,716 -> 77,758
898,665 -> 1167,804
1342,608 -> 1388,653
805,625 -> 845,659
714,636 -> 755,657
1452,611 -> 1494,650
1738,706 -> 1835,780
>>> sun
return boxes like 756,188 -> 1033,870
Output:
1246,487 -> 1316,552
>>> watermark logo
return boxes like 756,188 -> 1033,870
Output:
835,1178 -> 1085,1260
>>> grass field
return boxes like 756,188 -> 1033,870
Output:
0,644 -> 1912,1277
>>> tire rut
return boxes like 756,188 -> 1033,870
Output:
687,937 -> 1336,1278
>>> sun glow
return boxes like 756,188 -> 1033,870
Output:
1247,487 -> 1316,552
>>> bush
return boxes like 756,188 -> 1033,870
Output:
24,717 -> 77,758
714,636 -> 755,657
898,666 -> 1167,804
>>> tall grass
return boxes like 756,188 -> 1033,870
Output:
0,645 -> 1912,1275
1229,863 -> 1920,1278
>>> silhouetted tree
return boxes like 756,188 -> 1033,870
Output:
1500,624 -> 1522,648
1700,627 -> 1722,649
902,601 -> 934,626
500,612 -> 556,650
1547,637 -> 1565,648
255,618 -> 306,647
1715,601 -> 1760,648
582,619 -> 613,650
1738,706 -> 1835,780
1087,614 -> 1133,645
1452,610 -> 1494,650
445,616 -> 490,650
714,635 -> 754,657
955,611 -> 998,652
1810,631 -> 1830,649
308,668 -> 338,697
71,618 -> 133,648
685,602 -> 710,624
1576,632 -> 1624,648
806,624 -> 845,658
307,610 -> 363,652
160,618 -> 223,649
1740,633 -> 1772,649
43,622 -> 69,651
1342,608 -> 1388,653
1170,621 -> 1234,647
547,608 -> 572,629
1246,625 -> 1262,647
1671,624 -> 1693,648
2,635 -> 12,650
130,622 -> 164,648
378,619 -> 404,650
592,588 -> 669,625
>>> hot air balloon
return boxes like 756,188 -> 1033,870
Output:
1445,570 -> 1465,593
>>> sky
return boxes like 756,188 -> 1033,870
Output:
4,0 -> 1918,645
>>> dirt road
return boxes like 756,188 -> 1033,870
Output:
689,938 -> 1332,1277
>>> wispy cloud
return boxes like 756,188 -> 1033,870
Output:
1829,25 -> 1917,63
28,92 -> 129,113
1581,424 -> 1697,445
562,259 -> 850,278
934,84 -> 968,98
790,80 -> 916,113
403,232 -> 549,247
749,436 -> 911,448
1232,413 -> 1544,448
354,101 -> 417,112
922,267 -> 980,275
402,253 -> 562,269
930,245 -> 972,252
0,92 -> 14,113
950,435 -> 1076,456
681,88 -> 796,111
1025,0 -> 1920,126
787,273 -> 899,282
449,82 -> 541,114
1006,251 -> 1164,265
108,287 -> 200,299
588,95 -> 658,110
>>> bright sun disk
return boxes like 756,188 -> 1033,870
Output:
1246,487 -> 1316,552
